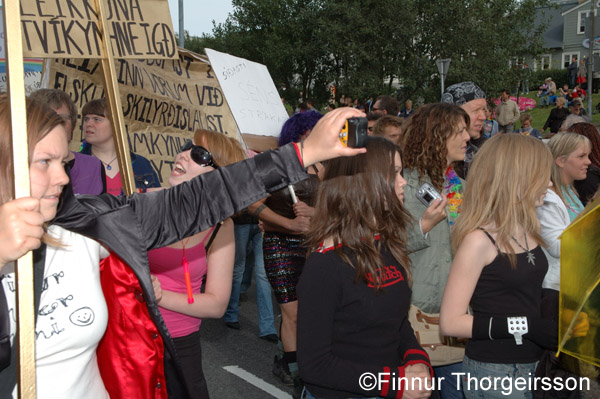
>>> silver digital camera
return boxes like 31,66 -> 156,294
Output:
416,182 -> 443,207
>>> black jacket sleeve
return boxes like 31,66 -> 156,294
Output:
56,143 -> 307,251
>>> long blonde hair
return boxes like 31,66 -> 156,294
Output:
452,134 -> 552,267
548,132 -> 591,205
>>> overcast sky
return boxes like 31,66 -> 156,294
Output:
167,0 -> 233,38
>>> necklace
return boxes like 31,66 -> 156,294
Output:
511,233 -> 535,265
92,152 -> 118,170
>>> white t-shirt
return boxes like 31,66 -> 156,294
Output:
1,226 -> 109,399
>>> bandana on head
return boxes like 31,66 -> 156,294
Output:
441,81 -> 486,106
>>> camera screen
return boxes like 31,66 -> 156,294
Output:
423,192 -> 433,202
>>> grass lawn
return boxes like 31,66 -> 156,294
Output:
513,92 -> 600,133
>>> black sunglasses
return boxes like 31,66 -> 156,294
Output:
181,140 -> 218,168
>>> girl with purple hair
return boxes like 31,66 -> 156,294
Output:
254,111 -> 323,390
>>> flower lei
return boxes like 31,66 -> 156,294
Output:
443,166 -> 464,227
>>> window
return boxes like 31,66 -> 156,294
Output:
509,57 -> 525,68
563,53 -> 579,68
534,55 -> 551,71
578,9 -> 598,35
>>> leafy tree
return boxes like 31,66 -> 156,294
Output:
187,0 -> 550,107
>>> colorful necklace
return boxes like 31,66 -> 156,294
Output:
443,166 -> 464,227
511,233 -> 535,265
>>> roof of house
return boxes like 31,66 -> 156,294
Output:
561,0 -> 594,16
537,1 -> 579,49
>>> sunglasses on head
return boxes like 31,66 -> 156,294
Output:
181,140 -> 218,168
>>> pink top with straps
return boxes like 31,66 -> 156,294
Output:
147,226 -> 216,337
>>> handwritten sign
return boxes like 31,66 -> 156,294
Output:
205,48 -> 288,138
21,0 -> 177,59
47,49 -> 242,184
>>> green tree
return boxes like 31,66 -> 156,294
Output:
187,0 -> 551,107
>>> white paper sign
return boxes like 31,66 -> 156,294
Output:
205,48 -> 288,137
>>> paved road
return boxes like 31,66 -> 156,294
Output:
200,286 -> 295,399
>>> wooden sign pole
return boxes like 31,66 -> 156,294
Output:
94,0 -> 136,195
3,1 -> 37,397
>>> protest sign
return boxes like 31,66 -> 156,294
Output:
20,0 -> 177,59
46,49 -> 241,185
0,7 -> 43,94
205,48 -> 288,150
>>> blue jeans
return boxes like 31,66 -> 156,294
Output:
223,223 -> 277,337
435,362 -> 465,399
540,96 -> 555,107
462,356 -> 537,399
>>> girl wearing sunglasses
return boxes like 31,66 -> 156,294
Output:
0,98 -> 366,399
148,130 -> 246,399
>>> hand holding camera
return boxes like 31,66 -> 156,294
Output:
417,183 -> 447,234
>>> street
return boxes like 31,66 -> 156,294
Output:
201,288 -> 293,399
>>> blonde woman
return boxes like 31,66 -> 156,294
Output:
440,134 -> 557,398
536,132 -> 591,292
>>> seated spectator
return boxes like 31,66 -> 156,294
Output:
29,89 -> 105,195
560,99 -> 590,132
572,84 -> 587,101
540,91 -> 557,108
79,99 -> 161,194
517,113 -> 542,139
537,79 -> 550,97
566,89 -> 574,103
543,97 -> 569,135
558,84 -> 569,98
372,115 -> 404,146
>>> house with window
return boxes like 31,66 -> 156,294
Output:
531,0 -> 600,71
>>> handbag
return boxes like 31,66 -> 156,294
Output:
408,304 -> 466,366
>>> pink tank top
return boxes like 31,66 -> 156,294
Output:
147,226 -> 215,337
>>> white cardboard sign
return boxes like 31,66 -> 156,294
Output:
205,48 -> 288,137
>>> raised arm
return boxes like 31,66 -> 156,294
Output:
57,108 -> 367,250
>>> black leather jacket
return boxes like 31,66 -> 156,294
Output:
1,143 -> 307,398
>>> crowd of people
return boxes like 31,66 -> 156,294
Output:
0,78 -> 599,399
